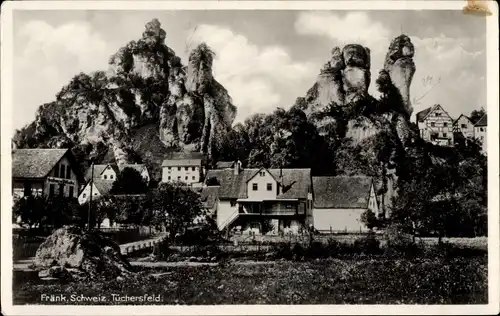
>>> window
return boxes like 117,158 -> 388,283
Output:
435,113 -> 441,116
168,167 -> 171,170
49,184 -> 55,196
59,184 -> 65,197
185,176 -> 188,180
66,165 -> 71,179
192,176 -> 195,180
252,183 -> 258,191
23,183 -> 32,196
60,165 -> 65,179
285,203 -> 294,209
267,183 -> 272,191
443,122 -> 448,127
430,122 -> 435,127
443,133 -> 447,137
230,200 -> 237,207
104,175 -> 108,180
192,167 -> 196,171
480,127 -> 484,132
54,164 -> 59,177
69,186 -> 74,198
461,124 -> 467,129
283,220 -> 291,228
83,193 -> 87,198
178,167 -> 181,171
168,176 -> 171,180
177,176 -> 181,180
110,175 -> 114,180
185,167 -> 189,171
259,171 -> 265,177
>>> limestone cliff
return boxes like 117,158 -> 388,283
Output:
13,19 -> 236,174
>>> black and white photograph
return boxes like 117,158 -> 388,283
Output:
1,1 -> 499,314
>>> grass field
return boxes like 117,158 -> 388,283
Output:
13,256 -> 487,305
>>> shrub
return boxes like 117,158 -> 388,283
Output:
271,242 -> 293,260
384,224 -> 423,258
353,233 -> 381,255
291,243 -> 306,261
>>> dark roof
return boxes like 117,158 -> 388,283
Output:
92,179 -> 114,196
12,149 -> 69,179
216,161 -> 235,169
312,176 -> 373,209
416,106 -> 433,122
199,186 -> 219,209
162,159 -> 202,167
475,114 -> 487,127
453,114 -> 472,125
204,168 -> 311,200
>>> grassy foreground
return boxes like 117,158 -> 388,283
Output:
14,256 -> 487,305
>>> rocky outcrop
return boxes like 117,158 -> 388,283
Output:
13,19 -> 237,169
298,35 -> 416,146
34,226 -> 132,281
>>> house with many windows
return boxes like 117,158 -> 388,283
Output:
161,158 -> 203,186
311,176 -> 379,233
474,114 -> 487,154
203,162 -> 313,235
12,149 -> 84,199
453,114 -> 475,139
416,104 -> 454,146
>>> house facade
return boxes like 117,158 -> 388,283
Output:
453,114 -> 475,139
416,104 -> 454,146
12,149 -> 83,199
312,176 -> 379,233
204,163 -> 313,235
161,158 -> 203,185
474,114 -> 487,154
77,179 -> 114,204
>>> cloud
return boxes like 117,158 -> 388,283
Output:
294,11 -> 486,119
190,24 -> 317,122
14,20 -> 113,130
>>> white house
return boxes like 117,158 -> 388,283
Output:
416,104 -> 454,146
311,176 -> 379,233
85,164 -> 119,181
203,162 -> 313,235
161,158 -> 203,185
453,114 -> 475,139
474,114 -> 487,154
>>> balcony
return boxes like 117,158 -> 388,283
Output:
239,201 -> 305,216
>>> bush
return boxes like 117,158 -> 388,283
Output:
384,225 -> 423,258
353,233 -> 381,255
424,242 -> 487,259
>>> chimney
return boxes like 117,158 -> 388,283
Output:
234,160 -> 242,175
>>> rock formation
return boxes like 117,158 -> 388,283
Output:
13,19 -> 237,170
34,226 -> 132,281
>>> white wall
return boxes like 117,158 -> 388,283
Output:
216,200 -> 238,229
456,116 -> 475,138
45,156 -> 80,197
246,170 -> 277,201
474,126 -> 487,153
162,165 -> 201,184
78,182 -> 102,204
101,166 -> 117,181
313,208 -> 369,233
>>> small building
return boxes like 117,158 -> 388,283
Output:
77,179 -> 114,204
416,104 -> 454,146
311,176 -> 379,233
453,114 -> 475,139
85,164 -> 119,182
474,114 -> 487,154
204,162 -> 313,235
12,148 -> 84,199
161,158 -> 203,185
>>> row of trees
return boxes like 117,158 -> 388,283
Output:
13,182 -> 215,242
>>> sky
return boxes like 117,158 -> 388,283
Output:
12,10 -> 486,132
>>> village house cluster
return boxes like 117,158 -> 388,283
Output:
416,104 -> 487,152
11,104 -> 487,235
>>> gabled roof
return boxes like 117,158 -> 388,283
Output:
312,176 -> 373,209
216,161 -> 235,169
204,168 -> 311,200
162,159 -> 202,167
85,164 -> 118,181
475,114 -> 487,127
246,167 -> 278,184
453,114 -> 472,125
92,179 -> 114,196
12,149 -> 69,179
416,104 -> 452,122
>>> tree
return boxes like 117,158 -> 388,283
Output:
147,182 -> 205,241
360,209 -> 378,231
111,167 -> 148,195
12,196 -> 45,229
469,107 -> 486,125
